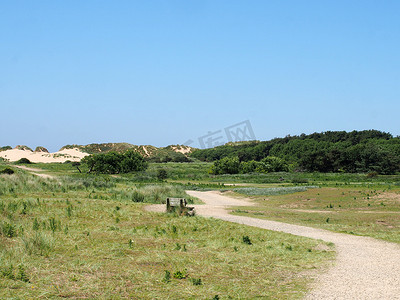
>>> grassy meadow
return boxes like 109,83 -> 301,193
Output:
231,186 -> 400,243
0,163 -> 335,299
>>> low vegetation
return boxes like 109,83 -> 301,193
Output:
231,186 -> 400,243
2,130 -> 399,297
0,170 -> 334,298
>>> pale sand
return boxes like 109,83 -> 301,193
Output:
0,148 -> 88,163
171,145 -> 193,154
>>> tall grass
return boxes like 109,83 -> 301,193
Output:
112,184 -> 195,204
0,173 -> 116,195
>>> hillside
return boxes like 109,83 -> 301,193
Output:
60,143 -> 195,162
0,146 -> 88,163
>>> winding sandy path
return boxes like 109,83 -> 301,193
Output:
13,165 -> 54,179
147,191 -> 400,299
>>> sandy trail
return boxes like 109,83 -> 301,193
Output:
13,165 -> 54,179
147,190 -> 400,299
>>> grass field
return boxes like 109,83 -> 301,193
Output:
231,186 -> 400,244
0,165 -> 335,299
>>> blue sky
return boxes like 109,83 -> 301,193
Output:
1,1 -> 399,151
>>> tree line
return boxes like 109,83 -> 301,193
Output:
191,130 -> 400,174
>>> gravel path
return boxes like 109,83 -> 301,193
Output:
149,190 -> 400,299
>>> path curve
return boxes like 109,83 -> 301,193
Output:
13,165 -> 54,179
147,191 -> 400,299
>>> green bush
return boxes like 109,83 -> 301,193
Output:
16,158 -> 32,164
81,150 -> 148,174
242,235 -> 252,245
131,190 -> 145,202
210,156 -> 289,175
256,156 -> 289,173
0,167 -> 14,175
210,156 -> 240,175
157,169 -> 168,180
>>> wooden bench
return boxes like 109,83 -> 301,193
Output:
166,197 -> 195,216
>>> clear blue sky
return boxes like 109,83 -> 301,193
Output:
1,1 -> 399,151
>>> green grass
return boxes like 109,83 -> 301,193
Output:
234,186 -> 319,196
231,186 -> 400,243
0,171 -> 334,298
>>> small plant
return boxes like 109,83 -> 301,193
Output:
173,269 -> 188,279
163,270 -> 171,283
16,265 -> 29,282
242,235 -> 252,245
132,191 -> 145,203
1,265 -> 15,280
33,218 -> 40,231
285,245 -> 293,251
212,295 -> 220,300
171,225 -> 177,234
21,202 -> 27,215
66,205 -> 73,217
128,239 -> 133,249
326,218 -> 330,223
191,278 -> 202,285
23,232 -> 54,256
1,222 -> 17,238
49,217 -> 58,233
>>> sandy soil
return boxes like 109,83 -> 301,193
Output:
146,191 -> 400,299
13,165 -> 55,179
0,148 -> 88,163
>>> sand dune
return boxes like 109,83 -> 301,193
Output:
0,147 -> 88,163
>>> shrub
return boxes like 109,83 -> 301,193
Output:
242,235 -> 252,245
291,177 -> 309,184
132,191 -> 145,202
210,156 -> 240,175
81,150 -> 148,174
16,158 -> 32,164
366,171 -> 379,178
0,168 -> 14,175
0,146 -> 12,151
239,160 -> 258,173
256,156 -> 289,173
157,169 -> 168,180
